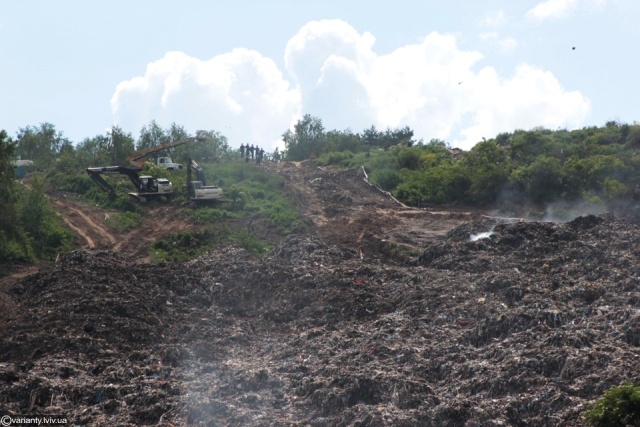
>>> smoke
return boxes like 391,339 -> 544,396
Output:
470,229 -> 495,241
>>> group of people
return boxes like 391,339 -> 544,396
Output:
239,143 -> 265,165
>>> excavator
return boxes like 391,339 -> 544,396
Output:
86,166 -> 173,203
185,157 -> 224,202
86,131 -> 209,203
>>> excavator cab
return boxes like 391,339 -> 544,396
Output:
138,176 -> 158,194
86,166 -> 173,203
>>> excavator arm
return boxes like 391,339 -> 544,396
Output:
126,131 -> 207,167
86,166 -> 143,199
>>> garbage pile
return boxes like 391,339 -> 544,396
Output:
1,214 -> 639,426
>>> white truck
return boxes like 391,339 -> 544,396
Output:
156,157 -> 182,170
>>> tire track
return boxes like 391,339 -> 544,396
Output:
55,200 -> 117,249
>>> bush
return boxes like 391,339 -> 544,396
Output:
370,168 -> 401,191
105,212 -> 144,232
187,207 -> 235,224
315,151 -> 354,166
582,382 -> 640,427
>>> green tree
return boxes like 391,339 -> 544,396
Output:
174,129 -> 232,163
17,176 -> 72,258
462,140 -> 510,204
361,125 -> 415,150
582,382 -> 640,427
509,129 -> 552,165
0,131 -> 30,262
137,120 -> 170,151
75,135 -> 111,168
14,123 -> 70,168
109,126 -> 135,165
283,114 -> 326,161
510,155 -> 564,203
325,129 -> 362,153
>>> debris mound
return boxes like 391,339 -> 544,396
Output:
1,214 -> 639,425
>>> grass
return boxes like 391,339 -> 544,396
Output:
150,227 -> 270,262
105,211 -> 144,232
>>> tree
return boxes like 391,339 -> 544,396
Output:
582,382 -> 640,427
14,123 -> 70,168
325,129 -> 362,153
17,176 -> 72,258
137,120 -> 170,151
175,129 -> 233,163
75,135 -> 111,168
0,130 -> 29,262
462,141 -> 510,204
0,131 -> 18,234
361,125 -> 415,150
282,114 -> 326,161
511,156 -> 564,203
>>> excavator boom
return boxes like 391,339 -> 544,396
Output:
86,166 -> 173,203
126,131 -> 207,167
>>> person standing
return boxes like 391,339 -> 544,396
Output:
240,143 -> 245,158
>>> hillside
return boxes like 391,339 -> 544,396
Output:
0,160 -> 639,426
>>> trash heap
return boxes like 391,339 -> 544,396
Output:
1,214 -> 639,426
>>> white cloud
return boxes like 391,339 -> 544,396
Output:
111,19 -> 590,151
482,10 -> 506,27
284,21 -> 588,149
459,64 -> 590,148
526,0 -> 606,21
479,32 -> 519,54
111,49 -> 300,150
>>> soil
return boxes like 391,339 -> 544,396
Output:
1,160 -> 639,426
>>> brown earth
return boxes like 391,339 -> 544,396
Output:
0,160 -> 639,426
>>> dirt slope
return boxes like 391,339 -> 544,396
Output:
47,191 -> 202,262
275,161 -> 478,259
1,161 -> 639,426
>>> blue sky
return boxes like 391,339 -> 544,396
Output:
1,0 -> 639,151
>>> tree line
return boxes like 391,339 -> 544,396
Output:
282,116 -> 640,219
0,121 -> 235,264
3,116 -> 640,263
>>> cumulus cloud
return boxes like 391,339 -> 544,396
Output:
111,49 -> 299,150
482,10 -> 506,27
284,20 -> 589,149
111,19 -> 590,151
479,32 -> 519,54
526,0 -> 606,21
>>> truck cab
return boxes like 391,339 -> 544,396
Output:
156,157 -> 182,170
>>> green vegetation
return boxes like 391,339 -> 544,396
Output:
4,116 -> 640,264
280,117 -> 640,216
105,211 -> 144,232
1,131 -> 74,263
151,227 -> 269,262
582,382 -> 640,427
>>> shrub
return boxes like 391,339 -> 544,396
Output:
582,382 -> 640,427
105,212 -> 144,232
370,168 -> 401,191
315,151 -> 354,166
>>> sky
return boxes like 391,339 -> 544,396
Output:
1,0 -> 639,151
